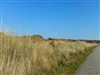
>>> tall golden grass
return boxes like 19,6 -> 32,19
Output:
0,33 -> 96,75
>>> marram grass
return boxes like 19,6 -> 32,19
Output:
0,33 -> 97,75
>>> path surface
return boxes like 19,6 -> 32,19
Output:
75,46 -> 100,75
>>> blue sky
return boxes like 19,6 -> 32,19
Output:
0,0 -> 99,40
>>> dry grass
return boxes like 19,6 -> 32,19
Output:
0,33 -> 96,75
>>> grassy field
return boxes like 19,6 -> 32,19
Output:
0,33 -> 97,75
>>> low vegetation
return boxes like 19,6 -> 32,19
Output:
0,32 -> 97,75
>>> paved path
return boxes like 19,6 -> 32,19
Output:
75,46 -> 100,75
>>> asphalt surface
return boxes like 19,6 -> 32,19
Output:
75,46 -> 100,75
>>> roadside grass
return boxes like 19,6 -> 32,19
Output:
51,46 -> 96,75
0,33 -> 97,75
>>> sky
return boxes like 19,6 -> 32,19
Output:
0,0 -> 100,40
